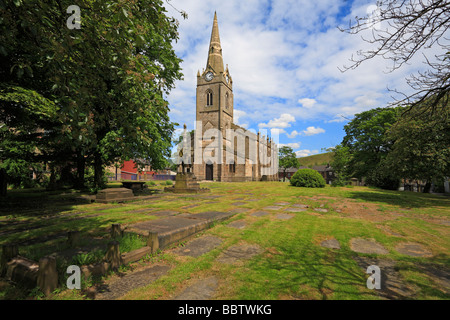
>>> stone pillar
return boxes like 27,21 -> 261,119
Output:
147,232 -> 159,254
1,244 -> 18,276
37,256 -> 58,296
111,224 -> 123,239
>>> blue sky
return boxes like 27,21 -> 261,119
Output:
164,0 -> 442,158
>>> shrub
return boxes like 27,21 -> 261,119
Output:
290,168 -> 326,188
165,180 -> 173,185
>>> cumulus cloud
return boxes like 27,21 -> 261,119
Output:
295,149 -> 320,157
279,142 -> 301,149
302,126 -> 325,136
258,113 -> 295,129
298,98 -> 317,108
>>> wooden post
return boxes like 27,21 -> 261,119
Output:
105,241 -> 122,270
37,256 -> 58,296
111,224 -> 122,239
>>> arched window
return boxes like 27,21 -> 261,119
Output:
229,160 -> 235,173
206,90 -> 213,107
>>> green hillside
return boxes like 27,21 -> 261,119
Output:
297,152 -> 334,167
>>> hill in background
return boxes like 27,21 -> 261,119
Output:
297,152 -> 334,168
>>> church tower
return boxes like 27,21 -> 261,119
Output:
195,12 -> 234,180
196,12 -> 233,135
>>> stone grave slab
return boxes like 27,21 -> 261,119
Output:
173,276 -> 218,300
216,244 -> 262,264
231,202 -> 247,206
394,242 -> 433,257
227,220 -> 247,229
263,206 -> 284,211
320,239 -> 341,250
173,236 -> 223,258
95,188 -> 134,204
284,208 -> 307,213
314,208 -> 329,213
148,210 -> 179,217
250,211 -> 269,217
292,204 -> 309,208
276,213 -> 294,220
273,202 -> 290,206
350,238 -> 389,255
229,208 -> 247,214
96,264 -> 170,300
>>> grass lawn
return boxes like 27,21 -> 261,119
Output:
0,182 -> 449,300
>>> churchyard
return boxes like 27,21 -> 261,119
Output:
0,181 -> 449,300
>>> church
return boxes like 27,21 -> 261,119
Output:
187,12 -> 279,182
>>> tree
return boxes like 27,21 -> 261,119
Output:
385,100 -> 450,192
328,145 -> 351,186
341,106 -> 403,189
0,0 -> 184,189
278,146 -> 300,182
339,0 -> 450,116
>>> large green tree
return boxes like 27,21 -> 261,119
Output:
341,106 -> 403,189
0,0 -> 183,189
385,101 -> 450,192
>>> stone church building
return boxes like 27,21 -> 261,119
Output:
189,13 -> 279,182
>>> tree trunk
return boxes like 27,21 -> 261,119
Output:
93,152 -> 104,189
47,163 -> 57,191
0,168 -> 7,197
423,181 -> 431,193
74,152 -> 86,190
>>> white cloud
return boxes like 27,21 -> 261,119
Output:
302,126 -> 325,136
295,149 -> 320,157
279,142 -> 301,149
287,130 -> 299,138
298,98 -> 317,108
258,113 -> 295,129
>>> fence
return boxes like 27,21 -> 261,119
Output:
107,173 -> 176,182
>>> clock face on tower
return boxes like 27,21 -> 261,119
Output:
205,71 -> 214,81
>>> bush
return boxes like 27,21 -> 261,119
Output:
290,169 -> 326,188
165,180 -> 173,185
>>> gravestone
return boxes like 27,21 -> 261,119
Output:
164,172 -> 210,194
216,244 -> 262,264
350,238 -> 389,255
95,188 -> 134,204
173,236 -> 223,258
174,276 -> 218,300
320,239 -> 341,250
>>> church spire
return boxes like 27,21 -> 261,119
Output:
206,12 -> 224,74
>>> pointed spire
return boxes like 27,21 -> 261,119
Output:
206,11 -> 224,74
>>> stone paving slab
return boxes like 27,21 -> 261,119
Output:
173,235 -> 223,258
227,220 -> 247,229
250,211 -> 269,217
292,204 -> 309,208
96,264 -> 171,300
148,210 -> 179,217
284,208 -> 307,213
276,213 -> 294,220
350,238 -> 389,255
263,206 -> 284,211
273,202 -> 290,206
320,239 -> 341,249
173,276 -> 218,300
394,242 -> 433,257
216,244 -> 262,264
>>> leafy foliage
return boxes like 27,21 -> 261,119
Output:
279,146 -> 299,181
290,168 -> 326,188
